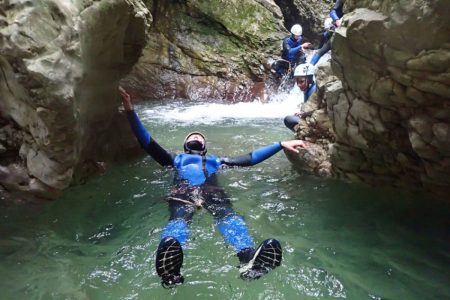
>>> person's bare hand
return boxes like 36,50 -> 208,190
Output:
301,42 -> 312,49
281,140 -> 306,153
294,112 -> 303,117
119,86 -> 133,111
335,18 -> 342,27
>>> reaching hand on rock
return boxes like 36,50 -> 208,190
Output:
301,42 -> 312,50
119,86 -> 133,111
281,140 -> 306,153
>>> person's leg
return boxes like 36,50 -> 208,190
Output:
310,39 -> 332,65
284,115 -> 301,132
202,187 -> 255,253
203,187 -> 282,280
161,201 -> 195,245
217,209 -> 255,253
156,201 -> 195,287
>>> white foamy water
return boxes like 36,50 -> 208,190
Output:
141,87 -> 305,125
139,51 -> 332,126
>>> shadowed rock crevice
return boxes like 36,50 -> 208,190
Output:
274,0 -> 332,44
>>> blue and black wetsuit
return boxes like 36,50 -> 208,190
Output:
272,35 -> 307,78
310,31 -> 333,65
282,35 -> 306,65
310,0 -> 344,65
127,110 -> 285,253
283,80 -> 317,131
330,0 -> 344,23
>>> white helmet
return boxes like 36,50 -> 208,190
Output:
324,17 -> 334,30
294,63 -> 315,77
290,24 -> 302,36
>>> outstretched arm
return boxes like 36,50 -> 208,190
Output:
119,87 -> 174,166
220,140 -> 306,167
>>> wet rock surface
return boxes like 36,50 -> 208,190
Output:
291,1 -> 450,199
0,0 -> 151,201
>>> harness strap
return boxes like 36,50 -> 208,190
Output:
167,196 -> 203,208
202,156 -> 208,178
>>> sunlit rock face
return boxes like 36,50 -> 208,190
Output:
0,0 -> 151,200
123,0 -> 329,101
328,1 -> 450,198
124,0 -> 285,101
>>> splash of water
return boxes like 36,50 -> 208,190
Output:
138,49 -> 333,125
141,87 -> 305,125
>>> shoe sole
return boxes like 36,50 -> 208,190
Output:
156,237 -> 183,277
240,239 -> 282,279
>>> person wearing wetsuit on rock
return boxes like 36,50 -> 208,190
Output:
329,0 -> 345,27
309,17 -> 335,65
284,63 -> 316,131
272,24 -> 312,78
309,0 -> 345,65
119,87 -> 306,288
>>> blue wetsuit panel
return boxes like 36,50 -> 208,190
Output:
250,143 -> 283,165
205,155 -> 222,175
217,214 -> 254,252
283,36 -> 303,63
127,111 -> 174,166
162,219 -> 189,245
330,0 -> 344,21
310,53 -> 321,65
127,111 -> 151,146
173,154 -> 221,186
304,83 -> 317,102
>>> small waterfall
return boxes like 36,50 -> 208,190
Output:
141,87 -> 305,125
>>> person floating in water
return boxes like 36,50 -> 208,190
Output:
119,87 -> 306,287
284,63 -> 316,131
271,24 -> 312,78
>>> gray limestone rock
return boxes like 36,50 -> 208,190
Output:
0,0 -> 151,200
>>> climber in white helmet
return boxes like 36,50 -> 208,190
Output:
309,0 -> 346,65
283,63 -> 317,131
271,23 -> 312,79
282,24 -> 311,64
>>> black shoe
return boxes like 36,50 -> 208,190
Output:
155,236 -> 184,288
238,239 -> 282,280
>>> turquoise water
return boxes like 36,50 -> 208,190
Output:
0,100 -> 449,300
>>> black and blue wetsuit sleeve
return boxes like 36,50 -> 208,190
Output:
304,83 -> 317,102
126,111 -> 174,166
330,0 -> 344,21
220,142 -> 283,167
289,45 -> 302,59
283,37 -> 303,60
282,38 -> 291,52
